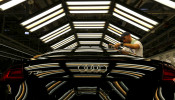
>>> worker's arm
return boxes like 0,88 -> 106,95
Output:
123,43 -> 140,49
109,43 -> 140,49
109,43 -> 137,56
120,49 -> 136,56
109,43 -> 121,48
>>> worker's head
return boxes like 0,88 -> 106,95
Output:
120,32 -> 132,43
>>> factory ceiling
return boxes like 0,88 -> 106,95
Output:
0,0 -> 175,60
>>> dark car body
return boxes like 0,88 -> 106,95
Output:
1,49 -> 175,100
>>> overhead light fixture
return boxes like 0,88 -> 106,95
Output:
25,9 -> 64,29
109,24 -> 124,34
74,24 -> 104,27
73,21 -> 105,24
21,4 -> 65,32
115,4 -> 158,25
108,23 -> 140,40
69,10 -> 108,13
0,0 -> 26,11
44,28 -> 71,43
114,8 -> 153,29
67,1 -> 111,14
109,24 -> 125,32
66,1 -> 111,5
79,41 -> 100,44
113,13 -> 149,32
113,3 -> 159,32
154,0 -> 175,9
21,4 -> 62,26
107,28 -> 121,36
104,35 -> 120,44
64,42 -> 78,49
73,21 -> 105,29
40,24 -> 71,43
40,24 -> 69,39
68,6 -> 110,9
75,27 -> 104,29
51,35 -> 75,49
77,33 -> 102,38
130,34 -> 140,40
29,13 -> 65,32
108,26 -> 123,35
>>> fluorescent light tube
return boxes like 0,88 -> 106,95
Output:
68,6 -> 110,9
113,12 -> 149,32
65,42 -> 78,49
154,0 -> 175,9
43,26 -> 71,41
109,23 -> 139,40
78,34 -> 102,37
77,33 -> 102,38
108,26 -> 123,35
51,35 -> 75,49
130,34 -> 140,40
80,41 -> 100,44
109,23 -> 125,32
52,39 -> 71,49
21,4 -> 62,26
66,1 -> 111,5
78,36 -> 102,38
107,28 -> 121,36
26,9 -> 64,29
70,10 -> 108,13
78,36 -> 101,38
75,26 -> 104,29
40,23 -> 70,40
77,33 -> 103,34
73,21 -> 105,24
30,13 -> 65,32
44,28 -> 71,43
104,35 -> 120,44
0,0 -> 26,11
114,8 -> 153,29
116,4 -> 158,25
74,24 -> 104,27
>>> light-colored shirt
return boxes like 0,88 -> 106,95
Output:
123,39 -> 143,57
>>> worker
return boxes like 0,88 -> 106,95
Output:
111,32 -> 143,57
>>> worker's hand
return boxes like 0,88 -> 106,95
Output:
113,43 -> 121,48
109,43 -> 121,49
109,44 -> 113,48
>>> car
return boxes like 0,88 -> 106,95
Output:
0,48 -> 175,100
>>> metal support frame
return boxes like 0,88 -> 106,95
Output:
141,14 -> 175,42
61,0 -> 80,47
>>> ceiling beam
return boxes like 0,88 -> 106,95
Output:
144,26 -> 175,47
61,0 -> 80,47
144,26 -> 175,57
141,14 -> 175,42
